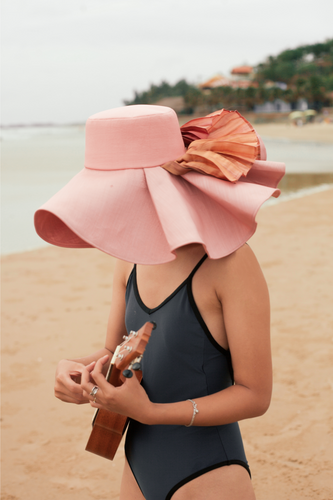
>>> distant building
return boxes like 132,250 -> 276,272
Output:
231,80 -> 257,89
199,68 -> 257,91
297,99 -> 308,111
229,66 -> 255,89
254,98 -> 308,113
230,66 -> 254,80
254,99 -> 291,113
198,74 -> 231,90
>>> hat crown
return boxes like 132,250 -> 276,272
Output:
84,105 -> 185,171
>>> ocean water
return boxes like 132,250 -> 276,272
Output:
263,136 -> 333,174
1,126 -> 333,255
1,126 -> 85,255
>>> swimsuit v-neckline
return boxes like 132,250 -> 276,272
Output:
133,254 -> 208,314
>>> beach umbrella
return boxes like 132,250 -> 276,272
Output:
288,111 -> 304,120
304,109 -> 317,123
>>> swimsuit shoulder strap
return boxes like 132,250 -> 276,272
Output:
131,254 -> 207,294
187,253 -> 208,282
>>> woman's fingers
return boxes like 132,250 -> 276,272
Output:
86,361 -> 96,372
81,355 -> 109,400
90,355 -> 109,386
56,390 -> 87,404
55,360 -> 96,403
80,355 -> 150,420
86,355 -> 110,389
81,365 -> 93,387
93,354 -> 110,373
56,372 -> 82,395
89,400 -> 104,409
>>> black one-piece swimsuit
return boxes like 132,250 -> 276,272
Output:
124,255 -> 250,500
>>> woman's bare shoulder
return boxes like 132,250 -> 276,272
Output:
113,258 -> 134,287
205,244 -> 267,297
205,244 -> 261,272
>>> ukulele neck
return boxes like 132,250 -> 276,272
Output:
105,345 -> 122,385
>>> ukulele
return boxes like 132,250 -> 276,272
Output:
85,321 -> 155,460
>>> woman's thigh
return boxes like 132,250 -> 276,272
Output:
119,458 -> 145,500
172,465 -> 256,500
119,460 -> 255,500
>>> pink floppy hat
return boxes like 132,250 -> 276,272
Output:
34,105 -> 285,265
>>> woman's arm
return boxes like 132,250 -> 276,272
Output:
82,245 -> 272,426
54,258 -> 132,404
149,245 -> 272,425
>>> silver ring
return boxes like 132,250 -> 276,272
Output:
89,386 -> 99,397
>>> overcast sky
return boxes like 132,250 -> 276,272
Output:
2,0 -> 333,125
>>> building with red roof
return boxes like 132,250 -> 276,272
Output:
230,66 -> 254,80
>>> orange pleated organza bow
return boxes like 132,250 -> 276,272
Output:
162,109 -> 260,182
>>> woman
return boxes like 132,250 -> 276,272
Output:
35,105 -> 285,500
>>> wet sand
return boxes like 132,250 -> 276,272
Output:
253,122 -> 333,144
2,187 -> 333,499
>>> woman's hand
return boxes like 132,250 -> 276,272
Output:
81,355 -> 154,424
54,359 -> 96,404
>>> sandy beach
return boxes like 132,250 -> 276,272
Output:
178,117 -> 333,144
252,122 -> 333,144
1,119 -> 333,499
1,186 -> 332,500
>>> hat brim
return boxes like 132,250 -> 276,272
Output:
34,161 -> 284,265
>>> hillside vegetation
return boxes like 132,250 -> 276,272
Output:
124,39 -> 333,112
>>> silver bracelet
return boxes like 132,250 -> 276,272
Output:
185,399 -> 199,427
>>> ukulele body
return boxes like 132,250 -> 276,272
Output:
85,322 -> 153,460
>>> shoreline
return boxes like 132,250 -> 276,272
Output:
2,120 -> 333,144
2,183 -> 332,258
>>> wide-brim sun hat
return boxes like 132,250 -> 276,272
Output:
34,105 -> 285,264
